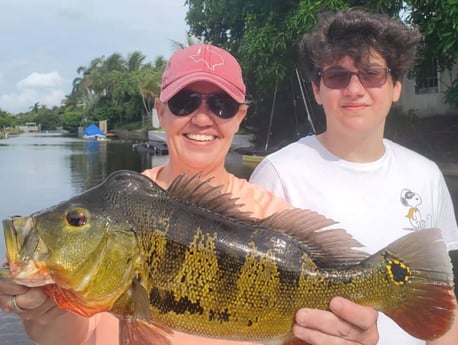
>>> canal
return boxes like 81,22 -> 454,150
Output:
0,132 -> 456,344
0,132 -> 254,344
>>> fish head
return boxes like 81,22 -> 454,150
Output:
2,171 -> 154,316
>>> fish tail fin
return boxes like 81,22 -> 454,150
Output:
385,285 -> 456,340
119,319 -> 172,345
376,228 -> 456,340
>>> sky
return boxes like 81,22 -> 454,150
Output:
0,0 -> 189,114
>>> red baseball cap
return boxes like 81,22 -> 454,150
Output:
160,43 -> 246,103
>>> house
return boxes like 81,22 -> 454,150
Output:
19,122 -> 40,132
397,64 -> 458,117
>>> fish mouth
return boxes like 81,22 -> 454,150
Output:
2,216 -> 54,286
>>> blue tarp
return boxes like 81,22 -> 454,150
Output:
83,124 -> 105,137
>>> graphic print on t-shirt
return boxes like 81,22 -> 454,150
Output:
400,188 -> 431,230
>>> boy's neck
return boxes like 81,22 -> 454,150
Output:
317,129 -> 386,163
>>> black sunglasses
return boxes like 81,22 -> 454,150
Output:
168,90 -> 242,119
318,67 -> 391,89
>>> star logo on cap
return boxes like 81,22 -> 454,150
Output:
190,46 -> 224,71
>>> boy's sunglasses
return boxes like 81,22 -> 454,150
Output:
318,67 -> 391,89
168,90 -> 242,119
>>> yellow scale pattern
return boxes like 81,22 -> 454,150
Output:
174,227 -> 219,307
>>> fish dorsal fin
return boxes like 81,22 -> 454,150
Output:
167,174 -> 367,266
167,173 -> 253,220
259,209 -> 369,266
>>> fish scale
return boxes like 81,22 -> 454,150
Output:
2,170 -> 456,345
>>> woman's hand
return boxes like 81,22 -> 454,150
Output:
293,297 -> 379,345
0,277 -> 90,344
0,278 -> 59,321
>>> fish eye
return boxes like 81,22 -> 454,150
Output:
66,209 -> 88,227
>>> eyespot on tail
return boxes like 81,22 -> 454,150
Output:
378,228 -> 456,340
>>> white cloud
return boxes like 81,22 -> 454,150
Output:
1,90 -> 39,113
0,0 -> 188,114
41,89 -> 67,108
0,87 -> 65,113
17,72 -> 64,89
0,72 -> 67,112
0,72 -> 66,113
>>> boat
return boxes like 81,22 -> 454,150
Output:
132,140 -> 168,155
237,86 -> 278,167
83,124 -> 107,140
238,68 -> 317,168
242,154 -> 264,166
236,146 -> 278,167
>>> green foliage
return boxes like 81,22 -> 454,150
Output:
186,0 -> 405,98
61,111 -> 84,133
406,0 -> 458,68
0,109 -> 17,127
405,0 -> 458,108
6,50 -> 166,133
185,1 -> 411,141
63,51 -> 166,130
9,1 -> 458,138
185,0 -> 458,145
35,111 -> 62,131
444,78 -> 458,109
89,106 -> 123,127
15,112 -> 36,125
9,106 -> 62,130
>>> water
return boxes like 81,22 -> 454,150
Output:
0,132 -> 254,344
0,133 -> 456,344
0,133 -> 143,344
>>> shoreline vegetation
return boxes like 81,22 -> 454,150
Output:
0,128 -> 20,139
1,114 -> 457,175
1,116 -> 457,218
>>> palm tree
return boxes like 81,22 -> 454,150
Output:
126,51 -> 146,72
169,32 -> 201,51
29,102 -> 41,113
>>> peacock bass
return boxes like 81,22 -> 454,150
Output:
2,170 -> 456,344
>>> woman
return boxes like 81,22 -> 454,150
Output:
0,43 -> 378,345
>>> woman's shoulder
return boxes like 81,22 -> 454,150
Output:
227,174 -> 291,218
141,166 -> 162,181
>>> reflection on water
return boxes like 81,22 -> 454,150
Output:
1,133 -> 457,345
0,133 -> 162,344
0,133 -> 255,258
0,132 -> 255,344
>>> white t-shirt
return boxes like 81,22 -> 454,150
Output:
250,135 -> 458,344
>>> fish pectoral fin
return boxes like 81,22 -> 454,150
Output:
131,276 -> 151,321
119,319 -> 173,345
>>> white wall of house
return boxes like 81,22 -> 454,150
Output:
397,66 -> 457,117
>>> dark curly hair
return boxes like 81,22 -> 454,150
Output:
299,8 -> 421,85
